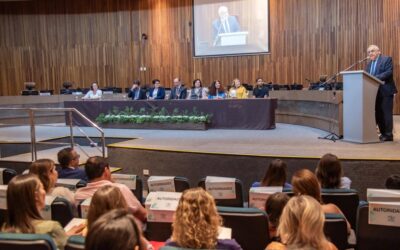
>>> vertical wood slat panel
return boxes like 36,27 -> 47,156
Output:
0,0 -> 399,113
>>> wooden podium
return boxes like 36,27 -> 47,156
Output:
340,70 -> 383,143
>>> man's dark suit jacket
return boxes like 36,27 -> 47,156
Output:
148,87 -> 165,100
169,86 -> 187,99
128,87 -> 147,100
365,55 -> 397,96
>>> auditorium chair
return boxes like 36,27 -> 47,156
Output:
321,188 -> 359,229
356,201 -> 400,250
217,206 -> 270,250
324,213 -> 349,250
65,235 -> 85,250
0,233 -> 57,250
198,178 -> 244,207
51,197 -> 75,227
145,221 -> 173,242
0,168 -> 17,184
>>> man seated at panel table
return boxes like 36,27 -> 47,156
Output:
148,79 -> 166,100
127,80 -> 147,100
169,77 -> 188,100
74,156 -> 147,223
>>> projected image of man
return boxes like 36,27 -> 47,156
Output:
212,6 -> 240,46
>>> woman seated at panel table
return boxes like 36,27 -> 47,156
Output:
208,80 -> 226,99
228,78 -> 248,99
82,82 -> 102,100
188,79 -> 208,99
148,79 -> 165,100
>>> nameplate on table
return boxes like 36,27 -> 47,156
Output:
205,176 -> 236,200
367,188 -> 400,227
249,186 -> 283,210
145,191 -> 182,223
41,195 -> 57,220
80,197 -> 92,219
112,174 -> 137,190
148,176 -> 175,192
0,185 -> 7,209
0,168 -> 4,185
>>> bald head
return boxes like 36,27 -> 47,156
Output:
367,45 -> 381,61
218,6 -> 229,20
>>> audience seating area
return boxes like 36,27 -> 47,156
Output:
1,168 -> 400,250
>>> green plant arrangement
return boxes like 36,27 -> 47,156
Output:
96,107 -> 212,125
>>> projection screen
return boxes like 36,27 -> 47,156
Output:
193,0 -> 270,57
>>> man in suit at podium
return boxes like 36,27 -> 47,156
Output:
212,6 -> 240,46
366,45 -> 398,141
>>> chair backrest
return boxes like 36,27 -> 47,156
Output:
173,177 -> 190,192
217,206 -> 269,250
324,213 -> 348,250
51,197 -> 75,227
144,221 -> 172,242
198,178 -> 244,207
356,201 -> 400,250
0,168 -> 17,185
65,235 -> 85,250
321,188 -> 359,229
0,233 -> 57,250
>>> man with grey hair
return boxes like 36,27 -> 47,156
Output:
212,5 -> 240,45
366,45 -> 397,141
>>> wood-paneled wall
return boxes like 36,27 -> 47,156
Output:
0,0 -> 399,113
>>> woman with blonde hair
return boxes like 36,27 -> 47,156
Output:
1,174 -> 84,249
165,187 -> 242,249
266,195 -> 338,250
291,169 -> 351,233
29,158 -> 75,204
228,78 -> 248,99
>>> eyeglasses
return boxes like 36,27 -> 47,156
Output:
367,49 -> 377,54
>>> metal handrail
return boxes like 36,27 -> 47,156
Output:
0,107 -> 105,161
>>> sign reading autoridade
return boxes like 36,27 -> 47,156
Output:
367,189 -> 400,227
205,176 -> 236,200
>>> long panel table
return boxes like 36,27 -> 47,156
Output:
64,99 -> 278,130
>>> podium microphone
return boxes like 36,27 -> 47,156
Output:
357,57 -> 369,64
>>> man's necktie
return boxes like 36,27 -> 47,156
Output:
370,61 -> 377,75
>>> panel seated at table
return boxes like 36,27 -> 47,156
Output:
64,99 -> 277,130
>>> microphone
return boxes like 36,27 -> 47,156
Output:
358,57 -> 369,63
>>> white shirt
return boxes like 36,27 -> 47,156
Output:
83,89 -> 102,99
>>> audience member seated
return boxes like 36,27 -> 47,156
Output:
85,209 -> 148,250
188,79 -> 207,99
128,80 -> 147,100
82,82 -> 102,99
29,159 -> 75,204
86,185 -> 128,235
291,169 -> 351,233
148,79 -> 165,100
253,78 -> 269,98
252,159 -> 292,188
1,174 -> 84,250
385,174 -> 400,189
228,78 -> 248,99
265,192 -> 289,241
165,187 -> 242,250
208,80 -> 227,99
57,147 -> 88,181
74,156 -> 146,223
169,77 -> 187,100
315,153 -> 351,189
266,195 -> 338,250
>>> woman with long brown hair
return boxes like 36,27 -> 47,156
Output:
29,159 -> 75,204
166,187 -> 242,249
1,174 -> 83,249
